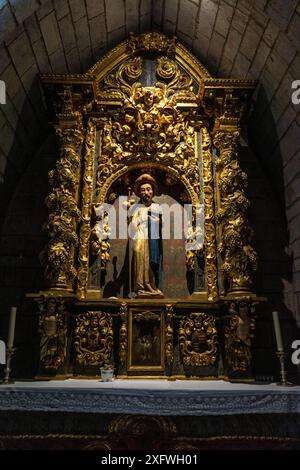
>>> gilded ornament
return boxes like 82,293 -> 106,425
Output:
119,303 -> 128,368
225,300 -> 255,372
74,311 -> 113,366
165,304 -> 174,366
214,129 -> 257,292
179,313 -> 218,367
37,297 -> 67,370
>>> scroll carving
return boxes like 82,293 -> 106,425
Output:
74,311 -> 113,366
179,313 -> 217,367
96,56 -> 200,208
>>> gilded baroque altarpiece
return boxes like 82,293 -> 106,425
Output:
31,33 -> 263,380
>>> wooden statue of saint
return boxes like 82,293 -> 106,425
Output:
128,173 -> 163,298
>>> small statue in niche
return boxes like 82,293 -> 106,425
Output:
39,297 -> 67,370
85,315 -> 103,351
225,301 -> 253,372
138,334 -> 155,362
128,173 -> 163,298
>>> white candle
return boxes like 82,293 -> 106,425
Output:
7,306 -> 17,348
272,311 -> 284,351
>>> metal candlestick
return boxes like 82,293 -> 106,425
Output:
276,351 -> 293,386
1,346 -> 15,384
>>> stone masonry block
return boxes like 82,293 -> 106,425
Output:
78,46 -> 92,71
65,47 -> 81,73
105,0 -> 125,32
2,94 -> 20,130
24,14 -> 42,44
276,105 -> 297,140
9,0 -> 39,24
178,0 -> 198,37
89,14 -> 106,53
59,14 -> 77,53
164,0 -> 179,24
140,0 -> 150,16
192,34 -> 210,63
1,64 -> 22,99
49,48 -> 68,73
73,15 -> 91,51
208,31 -> 225,67
36,0 -> 54,20
288,13 -> 300,49
163,19 -> 176,37
53,0 -> 69,20
69,0 -> 86,22
0,149 -> 7,176
196,0 -> 218,39
249,40 -> 271,78
218,55 -> 233,76
284,149 -> 300,187
286,189 -> 300,222
290,54 -> 300,81
152,0 -> 163,26
231,8 -> 249,34
20,64 -> 40,100
280,121 -> 300,167
0,123 -> 15,155
0,4 -> 16,44
266,0 -> 298,30
108,26 -> 126,49
251,5 -> 268,28
223,27 -> 242,62
232,52 -> 251,79
288,215 -> 300,244
263,21 -> 279,47
274,33 -> 297,66
86,0 -> 104,19
0,43 -> 10,72
274,72 -> 296,111
265,52 -> 289,85
8,32 -> 35,77
31,38 -> 52,73
140,14 -> 150,31
214,2 -> 234,38
240,21 -> 263,62
126,0 -> 139,32
40,11 -> 62,55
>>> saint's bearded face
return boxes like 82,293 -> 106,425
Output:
138,183 -> 153,206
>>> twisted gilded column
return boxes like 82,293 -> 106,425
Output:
41,95 -> 84,289
213,127 -> 257,293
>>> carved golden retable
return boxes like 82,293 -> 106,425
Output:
28,32 -> 264,381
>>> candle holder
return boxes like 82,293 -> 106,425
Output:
1,346 -> 15,385
276,351 -> 293,386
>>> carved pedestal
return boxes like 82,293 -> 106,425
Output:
33,296 -> 259,381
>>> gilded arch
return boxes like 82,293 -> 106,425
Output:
41,32 -> 256,301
